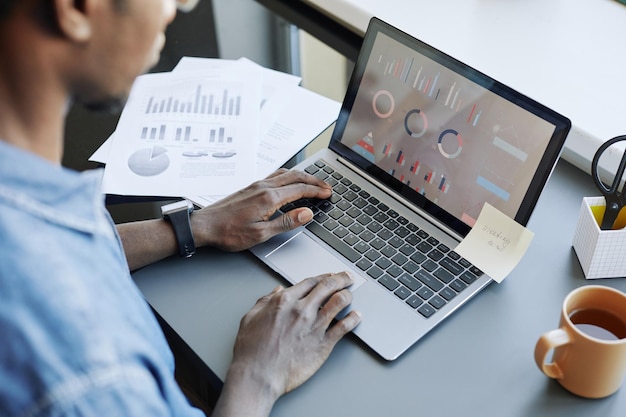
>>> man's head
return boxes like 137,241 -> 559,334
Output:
0,0 -> 177,113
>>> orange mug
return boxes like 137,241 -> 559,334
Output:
534,285 -> 626,398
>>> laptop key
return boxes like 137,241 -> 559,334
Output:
418,304 -> 436,318
388,236 -> 404,248
391,253 -> 408,266
402,261 -> 419,274
428,249 -> 444,261
353,197 -> 368,208
450,279 -> 467,292
343,191 -> 358,201
339,216 -> 354,227
429,295 -> 446,309
406,295 -> 423,309
417,286 -> 434,300
422,260 -> 438,272
387,265 -> 403,278
440,257 -> 464,275
470,266 -> 483,276
367,266 -> 384,279
356,258 -> 372,271
415,269 -> 444,291
434,267 -> 455,284
380,245 -> 397,258
399,244 -> 415,256
417,241 -> 433,253
378,275 -> 400,291
375,257 -> 392,270
346,207 -> 361,218
394,286 -> 411,300
395,226 -> 410,238
349,223 -> 365,235
363,205 -> 378,215
398,273 -> 420,291
306,222 -> 361,263
448,251 -> 461,260
305,165 -> 319,175
343,233 -> 360,246
354,241 -> 370,254
460,270 -> 478,284
365,249 -> 381,261
410,252 -> 427,264
370,237 -> 385,249
416,230 -> 429,239
313,212 -> 329,223
377,229 -> 394,241
323,219 -> 339,231
440,287 -> 457,301
359,230 -> 375,242
437,243 -> 450,253
333,226 -> 349,239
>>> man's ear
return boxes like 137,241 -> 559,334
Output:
52,0 -> 92,42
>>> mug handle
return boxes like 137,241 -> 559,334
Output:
534,328 -> 572,379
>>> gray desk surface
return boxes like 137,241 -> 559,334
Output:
134,158 -> 626,416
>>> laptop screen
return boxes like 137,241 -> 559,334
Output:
330,18 -> 570,237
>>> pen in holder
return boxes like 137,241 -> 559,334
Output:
574,136 -> 626,279
572,197 -> 626,279
573,135 -> 626,279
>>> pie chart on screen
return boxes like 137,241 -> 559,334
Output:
128,146 -> 170,176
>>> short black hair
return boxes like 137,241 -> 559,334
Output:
0,0 -> 18,21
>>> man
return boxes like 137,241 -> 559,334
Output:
0,1 -> 361,416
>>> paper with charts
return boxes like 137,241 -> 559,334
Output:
98,58 -> 341,202
101,64 -> 262,198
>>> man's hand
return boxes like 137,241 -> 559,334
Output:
212,272 -> 362,417
191,168 -> 332,251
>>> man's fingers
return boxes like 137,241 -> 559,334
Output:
250,285 -> 284,312
325,310 -> 362,344
265,169 -> 332,190
286,272 -> 353,301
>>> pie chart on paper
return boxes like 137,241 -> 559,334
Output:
128,146 -> 170,176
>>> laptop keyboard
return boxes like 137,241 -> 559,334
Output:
281,159 -> 483,319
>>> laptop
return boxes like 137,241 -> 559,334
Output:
251,17 -> 571,360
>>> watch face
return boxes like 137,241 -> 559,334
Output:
161,199 -> 193,216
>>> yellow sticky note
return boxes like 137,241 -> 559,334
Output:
455,203 -> 534,283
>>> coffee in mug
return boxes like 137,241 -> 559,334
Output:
534,285 -> 626,398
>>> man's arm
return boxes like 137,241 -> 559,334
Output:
117,169 -> 332,271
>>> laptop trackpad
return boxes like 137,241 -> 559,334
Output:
266,231 -> 367,292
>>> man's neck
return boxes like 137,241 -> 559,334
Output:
0,19 -> 69,165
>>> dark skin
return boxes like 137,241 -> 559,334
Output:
118,168 -> 334,271
0,1 -> 362,416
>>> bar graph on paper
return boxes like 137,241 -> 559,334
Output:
138,123 -> 234,145
144,84 -> 243,117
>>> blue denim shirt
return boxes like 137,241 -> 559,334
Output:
0,141 -> 203,416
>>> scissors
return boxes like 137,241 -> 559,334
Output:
591,135 -> 626,230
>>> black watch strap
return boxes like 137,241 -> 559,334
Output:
161,200 -> 195,258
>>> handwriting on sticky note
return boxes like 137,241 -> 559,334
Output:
455,203 -> 534,283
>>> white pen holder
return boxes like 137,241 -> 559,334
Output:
572,196 -> 626,279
